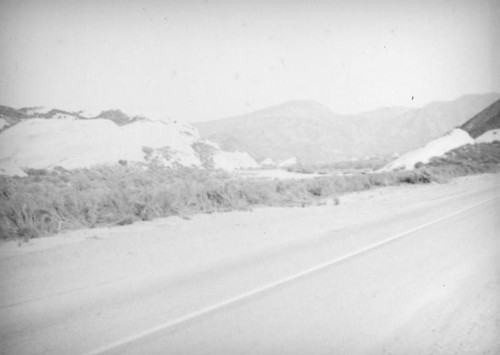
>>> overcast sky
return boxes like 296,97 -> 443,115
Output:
0,0 -> 499,122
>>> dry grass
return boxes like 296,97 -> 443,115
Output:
0,164 -> 440,240
1,142 -> 499,240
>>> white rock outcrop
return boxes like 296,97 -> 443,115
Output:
0,118 -> 200,171
381,129 -> 474,171
260,158 -> 276,167
277,157 -> 298,168
0,116 -> 259,175
475,129 -> 500,143
213,151 -> 260,171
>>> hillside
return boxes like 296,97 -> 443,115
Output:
350,93 -> 500,153
0,106 -> 259,176
426,142 -> 500,175
195,93 -> 500,164
460,99 -> 500,138
380,129 -> 475,171
381,98 -> 500,171
195,100 -> 353,162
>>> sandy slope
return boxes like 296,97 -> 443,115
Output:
381,128 -> 474,171
476,129 -> 500,143
0,118 -> 201,171
0,117 -> 259,176
0,173 -> 499,354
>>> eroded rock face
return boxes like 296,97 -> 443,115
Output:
0,109 -> 259,176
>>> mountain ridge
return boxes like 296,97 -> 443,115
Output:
194,93 -> 500,163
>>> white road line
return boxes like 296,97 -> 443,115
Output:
83,195 -> 500,355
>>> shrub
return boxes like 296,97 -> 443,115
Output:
25,168 -> 49,176
425,142 -> 500,178
192,142 -> 216,169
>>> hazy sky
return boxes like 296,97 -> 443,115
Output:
0,0 -> 499,122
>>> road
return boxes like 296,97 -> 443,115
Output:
1,177 -> 499,354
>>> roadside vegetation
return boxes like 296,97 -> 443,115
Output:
424,142 -> 500,178
285,157 -> 391,175
1,142 -> 499,241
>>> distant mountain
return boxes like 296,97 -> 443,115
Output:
194,93 -> 500,164
195,100 -> 353,162
460,99 -> 500,138
355,106 -> 411,122
347,93 -> 500,157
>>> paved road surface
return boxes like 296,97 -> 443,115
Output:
1,186 -> 499,354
